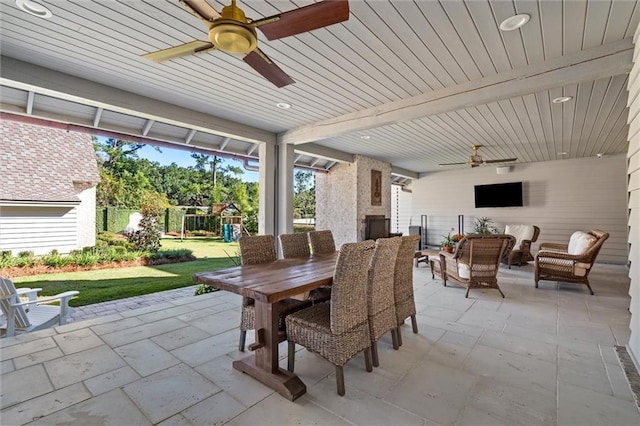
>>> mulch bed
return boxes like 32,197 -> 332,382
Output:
0,255 -> 195,278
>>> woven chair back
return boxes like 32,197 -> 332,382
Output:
456,234 -> 515,277
395,235 -> 420,291
368,237 -> 401,316
581,229 -> 609,262
0,277 -> 31,328
238,235 -> 277,265
367,237 -> 401,340
330,240 -> 375,335
279,233 -> 311,259
308,230 -> 336,255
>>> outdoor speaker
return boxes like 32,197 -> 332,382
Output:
496,166 -> 511,174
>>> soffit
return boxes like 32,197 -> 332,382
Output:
0,0 -> 637,174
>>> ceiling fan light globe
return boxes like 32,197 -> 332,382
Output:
209,23 -> 256,54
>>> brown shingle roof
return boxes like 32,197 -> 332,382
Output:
0,120 -> 100,203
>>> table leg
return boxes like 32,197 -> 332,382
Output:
232,299 -> 306,401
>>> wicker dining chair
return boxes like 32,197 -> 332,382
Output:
534,229 -> 609,295
440,234 -> 515,298
279,232 -> 311,258
308,230 -> 336,254
367,237 -> 401,367
237,235 -> 311,352
279,232 -> 331,304
286,240 -> 375,396
394,235 -> 420,347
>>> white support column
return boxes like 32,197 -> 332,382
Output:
258,142 -> 276,235
276,143 -> 295,238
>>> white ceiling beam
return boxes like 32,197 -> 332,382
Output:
26,91 -> 34,115
391,166 -> 419,179
142,119 -> 155,136
219,137 -> 230,150
93,107 -> 103,127
0,56 -> 276,145
281,39 -> 634,145
293,142 -> 354,163
246,144 -> 258,156
184,128 -> 197,144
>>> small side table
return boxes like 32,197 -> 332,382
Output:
414,248 -> 441,267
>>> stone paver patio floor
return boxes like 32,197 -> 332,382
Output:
1,263 -> 639,425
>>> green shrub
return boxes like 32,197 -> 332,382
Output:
145,249 -> 195,261
42,252 -> 71,268
70,251 -> 99,267
194,284 -> 218,296
14,251 -> 37,267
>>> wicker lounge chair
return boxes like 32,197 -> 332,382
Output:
308,230 -> 336,254
237,235 -> 311,351
502,224 -> 540,268
534,229 -> 609,295
440,234 -> 515,298
367,237 -> 401,366
286,240 -> 375,396
394,235 -> 420,347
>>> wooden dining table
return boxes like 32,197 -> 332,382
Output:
192,252 -> 337,401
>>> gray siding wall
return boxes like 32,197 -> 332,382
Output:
0,206 -> 78,255
407,155 -> 628,264
626,24 -> 640,371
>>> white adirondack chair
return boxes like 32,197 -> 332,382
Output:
0,277 -> 79,337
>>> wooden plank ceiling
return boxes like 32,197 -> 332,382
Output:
0,0 -> 638,174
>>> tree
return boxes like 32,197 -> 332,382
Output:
126,193 -> 169,252
293,170 -> 315,219
94,137 -> 158,208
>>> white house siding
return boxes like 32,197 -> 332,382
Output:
0,206 -> 78,255
75,186 -> 97,248
625,23 -> 640,372
407,155 -> 628,265
391,185 -> 412,235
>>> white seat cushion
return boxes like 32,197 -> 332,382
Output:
568,231 -> 597,255
504,225 -> 534,250
458,263 -> 471,279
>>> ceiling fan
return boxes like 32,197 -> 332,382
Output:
438,145 -> 517,168
142,0 -> 350,88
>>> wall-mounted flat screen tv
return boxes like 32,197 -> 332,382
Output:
474,182 -> 523,208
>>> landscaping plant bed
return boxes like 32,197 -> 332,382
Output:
0,254 -> 196,278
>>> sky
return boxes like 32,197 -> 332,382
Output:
136,144 -> 259,182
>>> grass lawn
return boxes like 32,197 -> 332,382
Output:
13,237 -> 240,307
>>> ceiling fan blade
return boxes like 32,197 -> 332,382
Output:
484,158 -> 518,164
180,0 -> 220,24
243,49 -> 295,88
254,0 -> 350,41
142,40 -> 215,62
438,162 -> 468,166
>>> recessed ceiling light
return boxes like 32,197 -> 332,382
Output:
557,152 -> 568,155
499,14 -> 530,31
275,102 -> 291,109
15,0 -> 52,19
360,135 -> 371,140
552,96 -> 573,104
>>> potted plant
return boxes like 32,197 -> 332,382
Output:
473,217 -> 497,235
441,233 -> 456,253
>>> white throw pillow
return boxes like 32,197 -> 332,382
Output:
568,231 -> 597,255
504,224 -> 535,249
